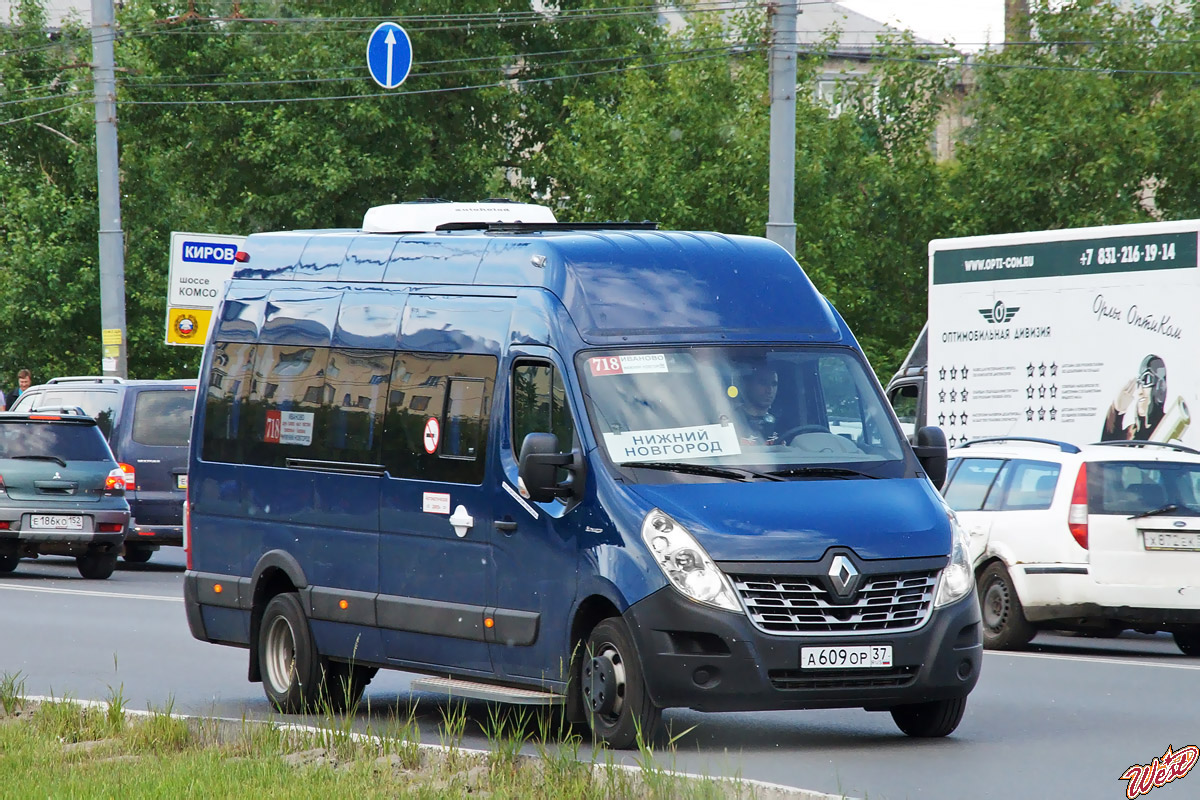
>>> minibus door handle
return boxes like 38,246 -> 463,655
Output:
495,519 -> 518,534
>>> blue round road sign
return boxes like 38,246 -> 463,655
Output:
367,22 -> 413,90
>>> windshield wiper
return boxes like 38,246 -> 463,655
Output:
767,466 -> 881,479
11,454 -> 68,467
1130,504 -> 1180,520
617,461 -> 783,482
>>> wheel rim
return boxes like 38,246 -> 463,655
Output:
264,614 -> 298,694
982,577 -> 1011,633
582,643 -> 626,723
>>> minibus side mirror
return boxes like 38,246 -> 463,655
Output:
913,426 -> 948,490
518,432 -> 586,503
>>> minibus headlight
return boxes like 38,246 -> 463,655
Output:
935,512 -> 974,608
641,509 -> 741,613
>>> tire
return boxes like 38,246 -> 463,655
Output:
258,592 -> 369,714
580,617 -> 660,749
891,696 -> 968,738
123,546 -> 154,564
0,554 -> 18,573
76,551 -> 118,580
977,562 -> 1035,650
1174,628 -> 1200,656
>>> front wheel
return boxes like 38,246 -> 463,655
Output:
977,562 -> 1035,650
580,617 -> 660,749
891,696 -> 968,738
76,551 -> 117,580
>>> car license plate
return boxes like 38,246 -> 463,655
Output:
801,645 -> 893,669
1143,530 -> 1200,551
30,514 -> 83,531
177,474 -> 188,489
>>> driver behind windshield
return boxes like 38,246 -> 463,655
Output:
731,364 -> 780,446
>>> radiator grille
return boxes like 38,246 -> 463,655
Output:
731,570 -> 938,636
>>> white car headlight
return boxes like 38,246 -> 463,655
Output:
641,509 -> 741,613
935,511 -> 974,608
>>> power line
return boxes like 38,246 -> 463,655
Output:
0,89 -> 90,108
117,43 -> 751,91
0,100 -> 90,126
120,47 -> 758,106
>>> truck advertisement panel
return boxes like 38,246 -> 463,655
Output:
927,221 -> 1200,449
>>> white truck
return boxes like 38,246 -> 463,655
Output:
887,218 -> 1199,450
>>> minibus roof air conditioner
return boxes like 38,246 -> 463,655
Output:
362,200 -> 558,233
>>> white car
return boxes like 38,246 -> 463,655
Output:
941,437 -> 1200,654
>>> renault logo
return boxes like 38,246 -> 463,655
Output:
829,555 -> 859,597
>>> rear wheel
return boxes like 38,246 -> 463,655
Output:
1174,628 -> 1200,656
891,696 -> 968,738
0,554 -> 18,573
978,562 -> 1035,650
580,617 -> 660,749
258,592 -> 369,713
76,551 -> 117,580
123,546 -> 154,564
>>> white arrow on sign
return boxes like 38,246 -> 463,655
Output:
385,30 -> 396,88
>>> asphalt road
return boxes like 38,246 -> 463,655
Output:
3,550 -> 1198,800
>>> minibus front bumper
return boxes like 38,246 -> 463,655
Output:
622,585 -> 982,713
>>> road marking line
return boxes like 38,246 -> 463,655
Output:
990,650 -> 1200,670
0,583 -> 182,603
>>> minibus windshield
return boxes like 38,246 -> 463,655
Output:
578,346 -> 908,477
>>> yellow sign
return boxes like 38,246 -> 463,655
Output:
102,328 -> 123,345
103,345 -> 120,358
165,307 -> 213,347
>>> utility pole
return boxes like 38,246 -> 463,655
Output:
1005,0 -> 1031,47
766,0 -> 797,257
91,0 -> 128,378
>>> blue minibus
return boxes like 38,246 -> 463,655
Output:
183,201 -> 980,747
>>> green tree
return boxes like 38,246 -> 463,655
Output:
1,0 -> 664,379
0,1 -> 103,382
527,15 -> 954,375
947,0 -> 1195,234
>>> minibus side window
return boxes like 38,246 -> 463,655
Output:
202,341 -> 257,463
319,348 -> 393,464
512,361 -> 576,484
381,352 -> 496,484
242,345 -> 329,467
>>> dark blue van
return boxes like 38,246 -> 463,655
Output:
183,202 -> 980,747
